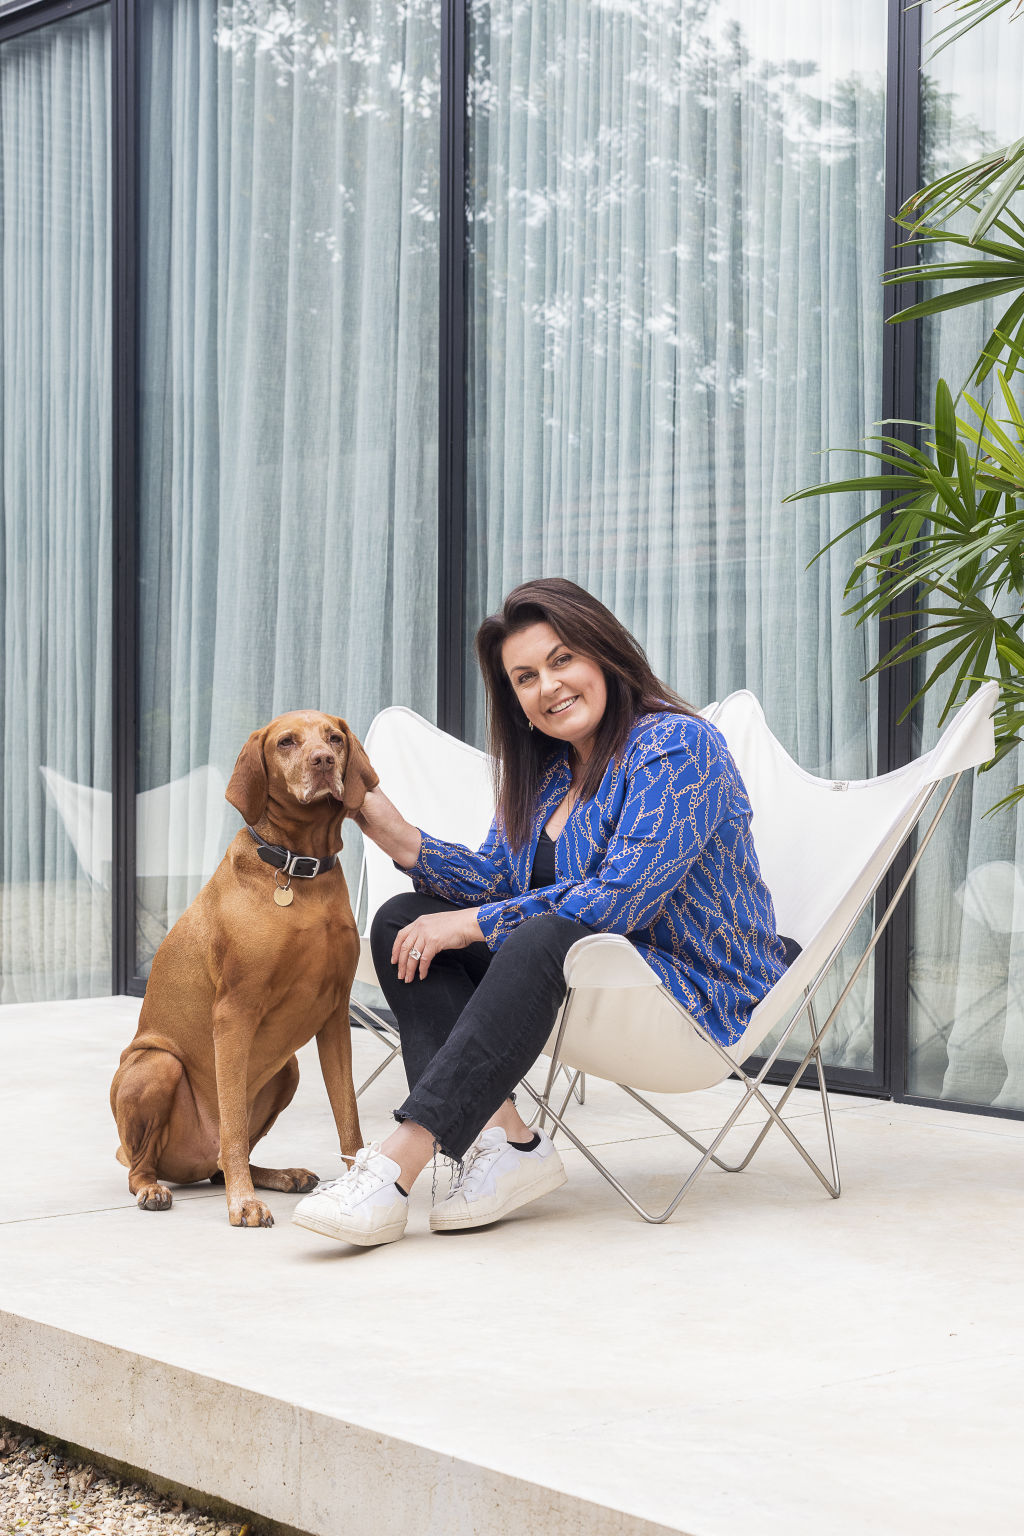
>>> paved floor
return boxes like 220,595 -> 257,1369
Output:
2,996 -> 1023,1536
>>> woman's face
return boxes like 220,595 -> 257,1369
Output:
502,621 -> 608,763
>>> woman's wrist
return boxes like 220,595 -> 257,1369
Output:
463,907 -> 483,943
356,790 -> 422,868
392,825 -> 423,870
378,813 -> 421,870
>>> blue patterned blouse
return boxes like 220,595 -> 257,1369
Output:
408,712 -> 787,1046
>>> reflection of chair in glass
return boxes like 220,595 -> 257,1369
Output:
943,859 -> 1024,1104
908,852 -> 1024,1100
958,859 -> 1024,935
39,763 -> 228,886
521,683 -> 999,1223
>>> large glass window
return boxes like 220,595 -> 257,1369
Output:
907,8 -> 1024,1110
0,8 -> 112,1002
465,0 -> 887,1070
134,0 -> 441,973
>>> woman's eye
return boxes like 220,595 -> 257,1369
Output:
554,654 -> 571,666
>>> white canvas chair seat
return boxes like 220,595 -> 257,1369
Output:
522,683 -> 999,1222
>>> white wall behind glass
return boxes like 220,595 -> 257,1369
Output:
134,0 -> 441,973
0,10 -> 112,1003
908,3 -> 1024,1110
465,0 -> 887,1070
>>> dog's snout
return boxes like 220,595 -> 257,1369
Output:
309,747 -> 336,772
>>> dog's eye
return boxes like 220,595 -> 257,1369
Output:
278,738 -> 295,749
330,734 -> 343,745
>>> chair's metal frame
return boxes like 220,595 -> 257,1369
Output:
519,773 -> 962,1224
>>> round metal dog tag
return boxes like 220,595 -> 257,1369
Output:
273,885 -> 294,907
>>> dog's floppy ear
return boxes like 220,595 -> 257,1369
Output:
334,718 -> 379,814
226,728 -> 269,825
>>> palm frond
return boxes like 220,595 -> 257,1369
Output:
786,376 -> 1024,808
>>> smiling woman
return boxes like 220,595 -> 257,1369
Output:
291,578 -> 791,1250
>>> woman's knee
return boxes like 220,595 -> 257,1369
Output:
371,892 -> 434,951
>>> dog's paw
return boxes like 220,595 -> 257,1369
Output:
283,1168 -> 319,1194
136,1183 -> 172,1211
230,1197 -> 275,1228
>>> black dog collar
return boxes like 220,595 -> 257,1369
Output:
247,826 -> 338,880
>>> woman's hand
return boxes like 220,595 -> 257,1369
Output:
352,787 -> 422,870
392,908 -> 484,982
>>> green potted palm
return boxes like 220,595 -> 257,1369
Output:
787,0 -> 1024,810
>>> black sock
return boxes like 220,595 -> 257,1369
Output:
509,1132 -> 541,1152
395,1181 -> 409,1197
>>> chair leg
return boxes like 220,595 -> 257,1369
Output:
712,998 -> 840,1197
522,1058 -> 841,1220
618,1085 -> 734,1171
535,1002 -> 573,1137
522,987 -> 842,1219
349,998 -> 403,1099
813,1034 -> 841,1198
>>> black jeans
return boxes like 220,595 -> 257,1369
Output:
369,892 -> 592,1160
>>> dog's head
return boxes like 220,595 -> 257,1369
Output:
225,711 -> 378,828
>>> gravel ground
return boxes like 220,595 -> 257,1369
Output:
0,1425 -> 255,1536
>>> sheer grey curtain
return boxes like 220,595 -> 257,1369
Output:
908,9 -> 1024,1111
0,11 -> 112,1003
466,0 -> 886,1068
136,0 -> 440,971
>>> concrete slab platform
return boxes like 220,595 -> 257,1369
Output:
2,996 -> 1023,1535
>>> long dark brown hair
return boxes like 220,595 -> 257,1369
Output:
475,577 -> 696,851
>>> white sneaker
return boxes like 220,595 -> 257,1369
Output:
291,1144 -> 408,1246
429,1127 -> 567,1232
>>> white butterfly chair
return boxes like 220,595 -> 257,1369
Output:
350,707 -> 496,1095
521,682 -> 999,1223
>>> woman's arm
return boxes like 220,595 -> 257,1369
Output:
411,821 -> 515,904
476,722 -> 729,945
352,786 -> 422,869
355,789 -> 515,905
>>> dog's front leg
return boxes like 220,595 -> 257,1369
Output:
316,1000 -> 363,1162
213,999 -> 274,1228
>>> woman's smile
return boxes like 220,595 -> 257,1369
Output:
501,621 -> 608,762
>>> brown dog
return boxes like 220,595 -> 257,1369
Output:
110,711 -> 377,1227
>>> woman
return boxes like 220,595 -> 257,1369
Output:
293,578 -> 788,1247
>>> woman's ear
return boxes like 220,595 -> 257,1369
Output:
334,718 -> 379,814
225,728 -> 269,825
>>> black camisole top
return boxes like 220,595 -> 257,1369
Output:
529,829 -> 558,889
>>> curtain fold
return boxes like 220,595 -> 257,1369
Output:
136,0 -> 440,971
0,10 -> 112,1003
466,0 -> 887,1069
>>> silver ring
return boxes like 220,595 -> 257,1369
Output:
409,947 -> 422,961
